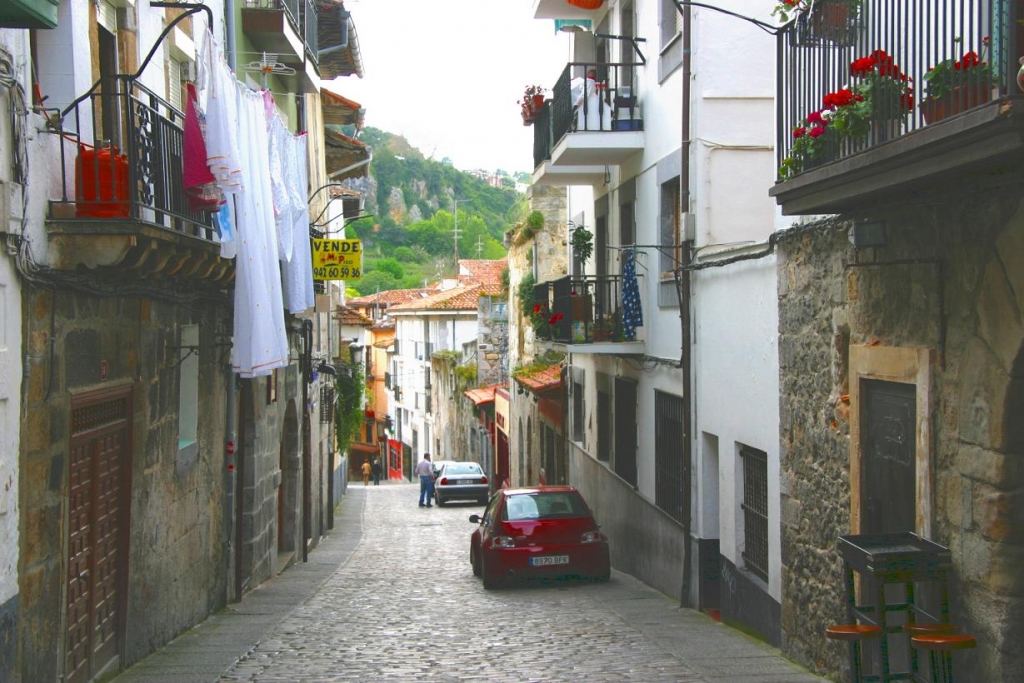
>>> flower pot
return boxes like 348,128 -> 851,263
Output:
532,94 -> 545,108
810,0 -> 856,45
919,85 -> 992,124
570,295 -> 592,322
566,0 -> 603,9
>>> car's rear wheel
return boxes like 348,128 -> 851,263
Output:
481,555 -> 502,589
436,494 -> 446,506
471,546 -> 481,577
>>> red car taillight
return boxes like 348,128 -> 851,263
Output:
481,475 -> 488,484
439,477 -> 448,485
581,530 -> 604,544
491,536 -> 516,548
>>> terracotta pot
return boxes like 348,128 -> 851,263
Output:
532,94 -> 545,108
919,85 -> 992,124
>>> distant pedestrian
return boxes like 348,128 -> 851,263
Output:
371,457 -> 382,485
416,453 -> 435,507
361,458 -> 371,486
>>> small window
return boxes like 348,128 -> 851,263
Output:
741,444 -> 769,582
177,324 -> 199,451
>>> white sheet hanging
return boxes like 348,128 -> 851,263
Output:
230,86 -> 290,377
280,131 -> 315,314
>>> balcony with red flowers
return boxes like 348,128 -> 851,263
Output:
770,0 -> 1024,216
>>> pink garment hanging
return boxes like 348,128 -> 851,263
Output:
183,82 -> 225,213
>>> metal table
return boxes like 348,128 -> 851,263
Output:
838,532 -> 952,682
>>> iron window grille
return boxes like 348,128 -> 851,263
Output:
741,444 -> 769,582
654,390 -> 685,524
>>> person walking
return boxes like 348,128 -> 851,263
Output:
371,457 -> 382,486
416,453 -> 435,507
361,458 -> 372,486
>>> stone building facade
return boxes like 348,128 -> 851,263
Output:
19,289 -> 233,681
776,190 -> 1024,680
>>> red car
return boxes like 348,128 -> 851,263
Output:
469,486 -> 611,588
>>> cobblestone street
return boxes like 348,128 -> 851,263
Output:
115,483 -> 826,682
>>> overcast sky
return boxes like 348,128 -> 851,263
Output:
331,0 -> 571,176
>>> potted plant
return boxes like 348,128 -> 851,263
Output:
779,50 -> 911,179
519,85 -> 547,125
920,37 -> 996,124
569,221 -> 593,269
772,0 -> 862,44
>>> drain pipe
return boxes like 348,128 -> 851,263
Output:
678,1 -> 695,610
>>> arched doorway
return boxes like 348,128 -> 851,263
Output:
277,401 -> 300,569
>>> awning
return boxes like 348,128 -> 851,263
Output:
349,442 -> 380,455
325,128 -> 371,180
513,365 -> 563,394
464,383 -> 504,406
322,88 -> 365,129
318,0 -> 364,79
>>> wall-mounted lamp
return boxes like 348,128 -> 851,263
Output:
849,221 -> 887,249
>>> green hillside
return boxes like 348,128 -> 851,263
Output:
343,127 -> 527,295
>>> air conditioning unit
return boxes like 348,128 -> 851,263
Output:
478,344 -> 490,351
180,60 -> 197,83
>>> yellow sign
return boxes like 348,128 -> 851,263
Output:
311,238 -> 363,281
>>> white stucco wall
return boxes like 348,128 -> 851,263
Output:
0,28 -> 27,609
692,255 -> 781,598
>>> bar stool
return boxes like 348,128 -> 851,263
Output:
910,633 -> 976,683
827,624 -> 883,682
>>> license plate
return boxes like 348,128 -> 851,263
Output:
530,555 -> 569,566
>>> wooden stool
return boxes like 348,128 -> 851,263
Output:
827,624 -> 883,682
910,633 -> 976,683
905,623 -> 956,636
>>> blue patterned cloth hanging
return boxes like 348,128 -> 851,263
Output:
621,248 -> 643,341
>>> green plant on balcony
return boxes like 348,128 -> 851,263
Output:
921,37 -> 996,123
592,311 -> 621,342
569,221 -> 594,269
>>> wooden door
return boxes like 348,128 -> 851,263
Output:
66,388 -> 131,683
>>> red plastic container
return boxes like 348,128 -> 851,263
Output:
75,145 -> 130,218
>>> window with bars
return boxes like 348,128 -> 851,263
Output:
613,377 -> 638,487
597,380 -> 612,463
654,390 -> 685,523
740,444 -> 769,582
572,374 -> 584,443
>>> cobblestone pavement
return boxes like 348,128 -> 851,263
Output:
217,484 -> 824,683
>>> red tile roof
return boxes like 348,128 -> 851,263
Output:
334,306 -> 374,326
388,284 -> 487,313
458,259 -> 507,286
513,364 -> 563,393
464,383 -> 505,405
348,289 -> 430,306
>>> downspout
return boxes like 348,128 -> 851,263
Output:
678,2 -> 694,610
225,0 -> 236,70
302,319 -> 313,562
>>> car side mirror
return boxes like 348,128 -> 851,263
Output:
469,514 -> 481,523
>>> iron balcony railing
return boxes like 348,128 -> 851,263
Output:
243,0 -> 318,64
244,0 -> 301,27
532,61 -> 645,170
53,74 -> 217,240
533,274 -> 643,345
777,0 -> 1022,180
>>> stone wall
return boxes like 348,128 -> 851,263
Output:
777,186 -> 1024,680
19,289 -> 231,679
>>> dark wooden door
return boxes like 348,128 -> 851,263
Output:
862,379 -> 916,535
66,388 -> 131,683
